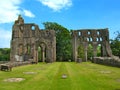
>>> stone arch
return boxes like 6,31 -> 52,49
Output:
87,43 -> 93,60
37,42 -> 47,62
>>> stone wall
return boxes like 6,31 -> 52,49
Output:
93,56 -> 120,67
72,29 -> 112,62
10,15 -> 56,63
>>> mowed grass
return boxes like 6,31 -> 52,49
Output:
0,62 -> 120,90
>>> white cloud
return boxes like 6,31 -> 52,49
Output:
38,0 -> 72,11
0,29 -> 12,48
23,10 -> 35,18
0,0 -> 35,24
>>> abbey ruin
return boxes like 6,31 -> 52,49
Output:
10,15 -> 56,63
71,29 -> 112,62
9,15 -> 120,67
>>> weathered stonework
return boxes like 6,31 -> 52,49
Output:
9,15 -> 119,68
72,29 -> 113,62
10,15 -> 56,63
93,56 -> 120,67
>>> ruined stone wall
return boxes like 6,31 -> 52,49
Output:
72,29 -> 113,62
10,15 -> 56,63
93,56 -> 120,67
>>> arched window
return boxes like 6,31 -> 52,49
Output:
31,26 -> 35,30
97,31 -> 100,35
88,31 -> 90,35
78,31 -> 81,36
90,37 -> 93,41
96,38 -> 99,41
100,37 -> 102,41
87,38 -> 89,42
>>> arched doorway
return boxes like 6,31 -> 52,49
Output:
97,44 -> 102,57
87,44 -> 93,60
77,44 -> 85,60
38,46 -> 42,62
37,43 -> 46,62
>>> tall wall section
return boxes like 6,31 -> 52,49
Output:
10,15 -> 56,63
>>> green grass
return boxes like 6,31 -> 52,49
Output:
0,62 -> 120,90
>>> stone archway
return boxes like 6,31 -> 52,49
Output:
36,42 -> 46,62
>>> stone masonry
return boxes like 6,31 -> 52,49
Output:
10,15 -> 120,67
10,15 -> 56,63
72,29 -> 113,62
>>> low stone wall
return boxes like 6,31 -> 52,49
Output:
92,56 -> 120,67
7,61 -> 31,67
0,61 -> 31,71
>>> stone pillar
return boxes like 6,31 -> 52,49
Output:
101,44 -> 107,56
93,44 -> 97,57
32,44 -> 38,63
53,36 -> 56,62
33,45 -> 38,63
53,47 -> 56,62
72,33 -> 77,62
36,50 -> 38,63
83,42 -> 88,62
41,48 -> 45,62
46,48 -> 51,63
84,47 -> 88,62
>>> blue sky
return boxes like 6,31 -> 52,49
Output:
0,0 -> 120,48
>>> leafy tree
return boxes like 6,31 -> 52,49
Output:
77,45 -> 84,59
43,22 -> 72,61
87,44 -> 93,60
0,48 -> 10,61
110,31 -> 120,57
97,45 -> 101,57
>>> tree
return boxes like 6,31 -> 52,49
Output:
43,22 -> 72,61
77,45 -> 84,59
110,31 -> 120,57
0,48 -> 10,61
87,44 -> 93,60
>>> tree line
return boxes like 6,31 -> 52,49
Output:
0,48 -> 10,61
0,22 -> 120,61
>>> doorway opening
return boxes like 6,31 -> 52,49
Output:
97,44 -> 102,57
87,44 -> 93,60
77,44 -> 85,59
37,43 -> 46,62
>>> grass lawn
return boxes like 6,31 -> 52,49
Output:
0,62 -> 120,90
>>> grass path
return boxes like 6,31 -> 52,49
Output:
49,62 -> 72,90
0,62 -> 120,90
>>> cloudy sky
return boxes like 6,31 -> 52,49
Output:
0,0 -> 120,48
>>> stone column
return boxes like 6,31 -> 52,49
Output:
83,42 -> 88,62
46,48 -> 51,63
93,44 -> 97,57
41,47 -> 45,62
53,47 -> 56,62
72,33 -> 77,62
84,47 -> 88,62
101,43 -> 106,56
52,36 -> 56,62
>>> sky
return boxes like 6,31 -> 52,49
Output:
0,0 -> 120,48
